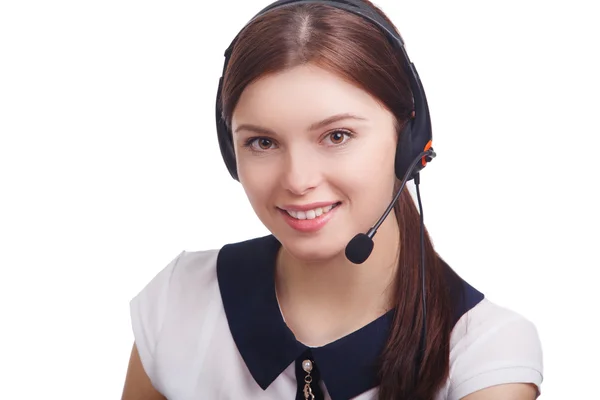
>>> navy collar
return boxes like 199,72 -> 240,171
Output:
217,235 -> 484,400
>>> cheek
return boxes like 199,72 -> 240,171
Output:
342,138 -> 397,184
237,158 -> 277,206
344,146 -> 397,214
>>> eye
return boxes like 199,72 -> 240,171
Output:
245,137 -> 276,151
256,138 -> 274,150
324,129 -> 353,146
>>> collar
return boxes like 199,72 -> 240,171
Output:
217,235 -> 483,400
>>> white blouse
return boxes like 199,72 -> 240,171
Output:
129,235 -> 543,399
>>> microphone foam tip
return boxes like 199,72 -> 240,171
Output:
345,233 -> 374,264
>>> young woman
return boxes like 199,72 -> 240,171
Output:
121,1 -> 543,399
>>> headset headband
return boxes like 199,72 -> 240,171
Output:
215,0 -> 433,182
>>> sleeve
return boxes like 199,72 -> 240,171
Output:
129,251 -> 185,387
447,311 -> 544,400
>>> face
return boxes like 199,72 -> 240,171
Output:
231,64 -> 398,262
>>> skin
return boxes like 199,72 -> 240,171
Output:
121,64 -> 537,399
121,344 -> 166,400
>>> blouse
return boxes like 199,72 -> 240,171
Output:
130,234 -> 543,399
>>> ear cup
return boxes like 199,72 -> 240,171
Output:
395,119 -> 431,181
215,77 -> 239,181
395,63 -> 433,181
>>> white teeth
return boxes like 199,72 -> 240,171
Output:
285,203 -> 338,220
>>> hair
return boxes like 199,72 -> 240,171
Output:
219,2 -> 454,399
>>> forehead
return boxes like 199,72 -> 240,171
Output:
232,64 -> 388,131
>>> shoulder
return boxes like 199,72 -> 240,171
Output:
128,248 -> 221,387
130,248 -> 221,323
445,298 -> 544,400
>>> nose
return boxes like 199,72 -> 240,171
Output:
280,147 -> 321,196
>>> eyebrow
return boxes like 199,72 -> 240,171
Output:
233,113 -> 367,135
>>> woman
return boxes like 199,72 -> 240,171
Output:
121,1 -> 543,399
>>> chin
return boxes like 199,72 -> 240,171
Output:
277,232 -> 349,264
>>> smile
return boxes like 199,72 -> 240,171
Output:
277,202 -> 342,233
284,203 -> 340,220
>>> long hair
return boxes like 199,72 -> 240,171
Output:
219,2 -> 453,398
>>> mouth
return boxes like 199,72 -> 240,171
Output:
277,202 -> 342,233
278,202 -> 342,220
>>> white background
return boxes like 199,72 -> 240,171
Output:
1,0 -> 598,398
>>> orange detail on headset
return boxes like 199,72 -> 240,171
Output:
422,140 -> 432,167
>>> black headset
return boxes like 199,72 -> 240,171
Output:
215,0 -> 435,183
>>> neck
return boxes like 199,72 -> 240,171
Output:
274,212 -> 400,346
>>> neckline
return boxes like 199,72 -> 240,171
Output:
215,234 -> 485,400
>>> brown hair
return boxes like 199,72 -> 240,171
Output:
220,2 -> 453,399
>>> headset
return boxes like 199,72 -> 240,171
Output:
214,0 -> 435,382
215,0 -> 435,184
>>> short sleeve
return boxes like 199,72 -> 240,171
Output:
129,251 -> 185,387
447,300 -> 543,400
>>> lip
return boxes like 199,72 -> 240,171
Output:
278,201 -> 340,212
278,202 -> 341,233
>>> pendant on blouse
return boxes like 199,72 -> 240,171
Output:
302,359 -> 315,400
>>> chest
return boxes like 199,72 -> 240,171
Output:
152,306 -> 449,400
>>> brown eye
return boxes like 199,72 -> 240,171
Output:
243,137 -> 278,152
326,130 -> 352,146
331,132 -> 344,144
257,138 -> 272,149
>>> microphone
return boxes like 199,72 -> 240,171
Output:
344,149 -> 436,264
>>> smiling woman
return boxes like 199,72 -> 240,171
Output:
121,1 -> 543,399
232,65 -> 398,259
